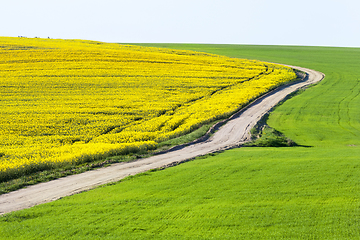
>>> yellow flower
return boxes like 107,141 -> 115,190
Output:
0,37 -> 296,177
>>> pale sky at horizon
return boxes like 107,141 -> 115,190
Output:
1,0 -> 359,47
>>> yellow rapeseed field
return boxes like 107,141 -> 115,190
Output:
0,37 -> 297,179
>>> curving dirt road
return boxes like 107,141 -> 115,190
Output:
0,65 -> 324,215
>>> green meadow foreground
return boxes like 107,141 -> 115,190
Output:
1,45 -> 359,239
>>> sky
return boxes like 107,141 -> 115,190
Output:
1,0 -> 359,47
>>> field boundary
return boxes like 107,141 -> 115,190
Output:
0,65 -> 324,215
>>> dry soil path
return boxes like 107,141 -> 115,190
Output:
0,65 -> 324,215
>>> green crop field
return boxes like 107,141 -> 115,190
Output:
1,44 -> 359,239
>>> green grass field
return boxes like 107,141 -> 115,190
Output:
1,44 -> 359,239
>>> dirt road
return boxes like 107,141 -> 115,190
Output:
0,65 -> 324,215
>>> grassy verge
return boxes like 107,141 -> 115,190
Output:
244,87 -> 309,148
0,155 -> 135,195
156,121 -> 219,151
0,121 -> 217,194
244,113 -> 297,147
